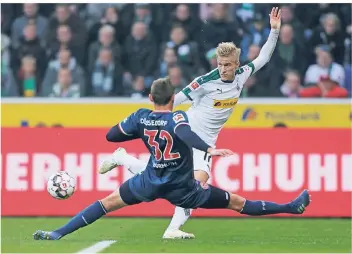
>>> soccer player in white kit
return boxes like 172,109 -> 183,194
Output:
99,7 -> 282,239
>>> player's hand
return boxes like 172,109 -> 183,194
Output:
269,7 -> 281,30
207,148 -> 234,157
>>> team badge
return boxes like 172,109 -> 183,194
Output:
173,113 -> 185,123
190,82 -> 200,90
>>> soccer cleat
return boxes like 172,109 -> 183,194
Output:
289,189 -> 311,214
33,230 -> 61,240
98,147 -> 127,174
162,229 -> 195,239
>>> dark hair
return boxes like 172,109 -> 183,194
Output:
150,77 -> 175,105
168,64 -> 180,71
284,69 -> 300,78
56,4 -> 69,9
59,67 -> 71,74
273,122 -> 288,128
104,6 -> 119,16
171,23 -> 186,32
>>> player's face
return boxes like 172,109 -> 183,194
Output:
217,56 -> 239,81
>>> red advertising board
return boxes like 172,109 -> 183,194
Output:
1,128 -> 351,217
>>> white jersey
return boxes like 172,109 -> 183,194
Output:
174,29 -> 280,146
183,64 -> 254,146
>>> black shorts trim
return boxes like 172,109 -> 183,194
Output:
199,185 -> 230,209
119,180 -> 142,205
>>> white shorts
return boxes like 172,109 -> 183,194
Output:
192,148 -> 212,177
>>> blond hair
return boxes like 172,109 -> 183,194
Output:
216,42 -> 241,59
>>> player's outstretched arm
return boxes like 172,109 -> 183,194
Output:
106,112 -> 140,142
175,123 -> 233,157
207,148 -> 234,157
173,78 -> 207,108
173,92 -> 189,108
251,7 -> 281,73
106,124 -> 139,142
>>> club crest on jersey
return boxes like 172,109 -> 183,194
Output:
213,98 -> 238,108
173,113 -> 185,123
190,82 -> 200,90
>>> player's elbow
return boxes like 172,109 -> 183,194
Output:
106,126 -> 120,142
106,131 -> 115,142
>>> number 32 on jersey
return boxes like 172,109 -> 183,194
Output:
144,130 -> 181,161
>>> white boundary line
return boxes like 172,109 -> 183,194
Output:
76,240 -> 116,254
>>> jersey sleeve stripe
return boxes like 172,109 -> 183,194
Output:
118,123 -> 133,136
196,69 -> 220,85
174,122 -> 190,133
247,62 -> 255,75
181,89 -> 193,101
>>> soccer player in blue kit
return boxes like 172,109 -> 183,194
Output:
33,77 -> 310,240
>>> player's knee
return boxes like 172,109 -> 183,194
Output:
194,170 -> 209,183
101,189 -> 127,212
228,193 -> 246,212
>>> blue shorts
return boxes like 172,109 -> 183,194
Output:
119,172 -> 230,209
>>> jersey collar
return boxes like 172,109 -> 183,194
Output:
153,110 -> 172,113
221,79 -> 234,83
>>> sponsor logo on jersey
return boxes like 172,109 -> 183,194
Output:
190,82 -> 200,90
213,98 -> 238,108
173,113 -> 185,123
242,108 -> 258,121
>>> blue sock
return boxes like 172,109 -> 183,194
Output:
53,201 -> 107,238
240,200 -> 291,216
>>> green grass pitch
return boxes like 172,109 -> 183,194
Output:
1,217 -> 351,253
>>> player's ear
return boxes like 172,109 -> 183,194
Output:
149,94 -> 154,103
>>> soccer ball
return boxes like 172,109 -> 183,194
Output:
47,171 -> 75,200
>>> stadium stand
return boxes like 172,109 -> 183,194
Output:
1,3 -> 351,98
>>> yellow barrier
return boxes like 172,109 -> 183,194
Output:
2,100 -> 351,128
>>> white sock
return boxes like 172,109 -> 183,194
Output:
166,206 -> 193,231
113,153 -> 148,175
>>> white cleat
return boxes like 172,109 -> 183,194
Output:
162,229 -> 195,239
98,148 -> 127,174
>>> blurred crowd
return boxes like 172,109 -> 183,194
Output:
1,3 -> 351,98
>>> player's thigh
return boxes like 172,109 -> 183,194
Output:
118,177 -> 143,207
193,148 -> 212,182
198,184 -> 231,209
194,170 -> 209,183
101,188 -> 129,212
199,185 -> 245,211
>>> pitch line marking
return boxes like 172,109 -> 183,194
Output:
76,240 -> 116,253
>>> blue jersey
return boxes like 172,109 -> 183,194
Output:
119,109 -> 194,184
117,108 -> 213,208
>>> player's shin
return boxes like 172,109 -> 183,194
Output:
239,200 -> 291,215
238,190 -> 310,215
53,200 -> 107,238
166,206 -> 193,231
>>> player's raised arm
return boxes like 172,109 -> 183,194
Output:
251,7 -> 281,73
